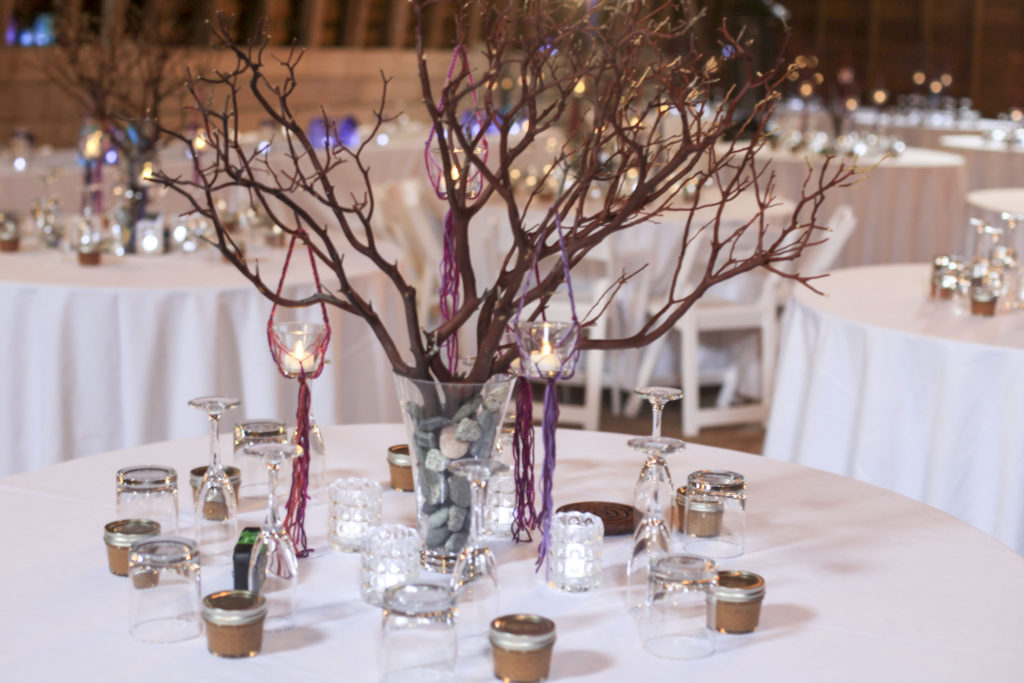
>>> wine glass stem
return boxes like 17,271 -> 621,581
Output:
468,479 -> 486,546
266,463 -> 280,530
651,403 -> 663,438
208,415 -> 222,470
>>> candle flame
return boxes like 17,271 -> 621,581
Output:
450,165 -> 460,182
292,339 -> 306,360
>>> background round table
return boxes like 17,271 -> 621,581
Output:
765,263 -> 1024,555
0,245 -> 403,476
940,135 -> 1024,191
2,423 -> 1021,681
753,147 -> 968,266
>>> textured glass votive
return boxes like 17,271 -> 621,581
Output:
547,511 -> 603,592
361,524 -> 421,606
483,471 -> 516,539
328,477 -> 383,552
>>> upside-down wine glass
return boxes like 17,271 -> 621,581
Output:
450,457 -> 509,639
245,442 -> 301,632
189,395 -> 241,566
625,387 -> 685,616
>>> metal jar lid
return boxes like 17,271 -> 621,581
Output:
117,465 -> 177,491
130,536 -> 199,568
104,519 -> 161,547
190,465 -> 242,488
715,570 -> 766,603
234,420 -> 288,443
387,444 -> 411,467
202,590 -> 267,626
686,469 -> 746,496
490,614 -> 556,652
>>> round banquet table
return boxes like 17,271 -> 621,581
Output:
764,263 -> 1024,556
0,245 -> 403,476
940,135 -> 1024,191
752,147 -> 968,267
1,423 -> 1021,681
966,187 -> 1024,219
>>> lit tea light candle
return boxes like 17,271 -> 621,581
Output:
564,543 -> 587,578
282,340 -> 317,375
530,340 -> 561,376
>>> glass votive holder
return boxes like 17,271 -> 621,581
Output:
386,444 -> 414,492
116,465 -> 179,535
970,284 -> 998,316
202,590 -> 267,658
639,553 -> 717,660
328,477 -> 383,552
234,420 -> 290,500
129,537 -> 202,643
379,583 -> 458,682
547,511 -> 603,592
483,471 -> 516,539
490,614 -> 557,683
103,519 -> 161,576
683,470 -> 746,559
361,524 -> 421,607
0,212 -> 19,252
713,570 -> 766,634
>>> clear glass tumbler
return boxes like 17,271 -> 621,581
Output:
328,477 -> 383,552
116,465 -> 179,534
361,524 -> 421,607
683,470 -> 746,559
547,511 -> 603,592
639,553 -> 717,660
379,583 -> 458,682
129,537 -> 202,643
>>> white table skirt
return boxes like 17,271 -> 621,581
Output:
753,147 -> 969,267
764,263 -> 1024,555
940,134 -> 1024,191
1,424 -> 1021,681
0,247 -> 403,476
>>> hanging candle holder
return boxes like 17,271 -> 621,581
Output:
266,229 -> 332,558
512,191 -> 583,572
424,43 -> 489,372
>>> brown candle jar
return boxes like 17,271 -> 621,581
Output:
970,294 -> 997,316
103,519 -> 161,576
713,570 -> 765,634
77,249 -> 101,266
386,444 -> 414,491
202,590 -> 267,658
490,614 -> 556,683
190,466 -> 242,516
685,498 -> 724,538
0,236 -> 18,252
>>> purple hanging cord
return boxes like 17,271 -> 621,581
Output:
423,44 -> 488,373
511,376 -> 536,542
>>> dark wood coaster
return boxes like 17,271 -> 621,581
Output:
556,501 -> 636,536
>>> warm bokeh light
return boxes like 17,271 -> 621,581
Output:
928,79 -> 942,94
871,88 -> 889,105
912,70 -> 926,86
798,82 -> 814,97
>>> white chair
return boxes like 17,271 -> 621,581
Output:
375,179 -> 444,325
777,204 -> 857,305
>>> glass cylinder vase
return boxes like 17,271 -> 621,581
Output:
393,372 -> 514,573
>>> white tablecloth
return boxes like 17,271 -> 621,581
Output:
939,134 -> 1024,191
0,246 -> 403,476
1,424 -> 1021,681
765,263 -> 1024,555
754,147 -> 969,267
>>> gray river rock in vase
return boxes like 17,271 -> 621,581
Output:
444,531 -> 469,552
482,381 -> 509,411
453,398 -> 481,423
427,507 -> 450,529
426,526 -> 452,547
420,415 -> 452,432
449,473 -> 472,508
424,448 -> 447,472
419,468 -> 446,505
447,504 -> 468,532
455,417 -> 482,443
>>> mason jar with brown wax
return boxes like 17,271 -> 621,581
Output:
202,590 -> 267,658
490,614 -> 556,682
713,570 -> 766,634
386,444 -> 414,491
103,519 -> 161,576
